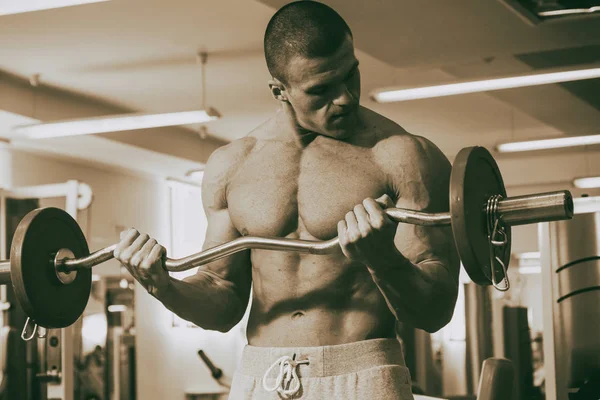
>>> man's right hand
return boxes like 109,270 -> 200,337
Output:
114,228 -> 170,296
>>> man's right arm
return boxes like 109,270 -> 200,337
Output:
155,141 -> 253,332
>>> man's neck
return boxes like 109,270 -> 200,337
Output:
274,105 -> 370,148
273,106 -> 318,148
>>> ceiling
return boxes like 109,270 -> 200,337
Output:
0,0 -> 599,185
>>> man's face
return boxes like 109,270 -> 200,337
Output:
281,35 -> 361,139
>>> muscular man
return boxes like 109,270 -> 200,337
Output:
115,2 -> 459,398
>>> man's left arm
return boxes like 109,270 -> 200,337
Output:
338,134 -> 460,333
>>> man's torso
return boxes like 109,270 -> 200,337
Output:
226,109 -> 406,346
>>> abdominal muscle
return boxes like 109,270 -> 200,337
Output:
227,128 -> 399,347
245,249 -> 397,347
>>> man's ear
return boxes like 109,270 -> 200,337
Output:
268,78 -> 288,102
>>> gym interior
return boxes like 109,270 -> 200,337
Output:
0,1 -> 599,399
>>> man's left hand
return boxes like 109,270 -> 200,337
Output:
337,194 -> 400,266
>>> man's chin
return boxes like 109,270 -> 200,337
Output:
325,129 -> 352,140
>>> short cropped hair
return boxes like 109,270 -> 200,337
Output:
264,1 -> 353,84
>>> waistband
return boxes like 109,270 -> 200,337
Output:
237,338 -> 406,378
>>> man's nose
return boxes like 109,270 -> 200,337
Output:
333,84 -> 356,107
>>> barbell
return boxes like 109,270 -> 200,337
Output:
0,146 -> 574,334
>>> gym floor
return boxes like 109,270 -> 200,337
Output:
1,1 -> 600,400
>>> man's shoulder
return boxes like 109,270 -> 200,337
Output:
366,118 -> 450,180
205,114 -> 284,176
203,136 -> 258,192
361,107 -> 431,154
208,136 -> 257,167
368,122 -> 452,205
373,130 -> 443,168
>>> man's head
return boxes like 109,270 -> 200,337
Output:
264,1 -> 361,139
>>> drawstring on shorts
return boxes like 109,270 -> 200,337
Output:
262,353 -> 310,398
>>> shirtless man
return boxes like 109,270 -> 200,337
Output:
115,2 -> 459,398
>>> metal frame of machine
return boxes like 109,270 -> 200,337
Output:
0,179 -> 92,400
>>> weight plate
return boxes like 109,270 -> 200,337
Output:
10,207 -> 91,328
450,146 -> 511,285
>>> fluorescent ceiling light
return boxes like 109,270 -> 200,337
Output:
370,67 -> 600,103
496,134 -> 600,153
538,6 -> 600,17
12,108 -> 220,139
573,176 -> 600,189
0,0 -> 108,16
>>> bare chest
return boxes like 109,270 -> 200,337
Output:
227,140 -> 388,240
